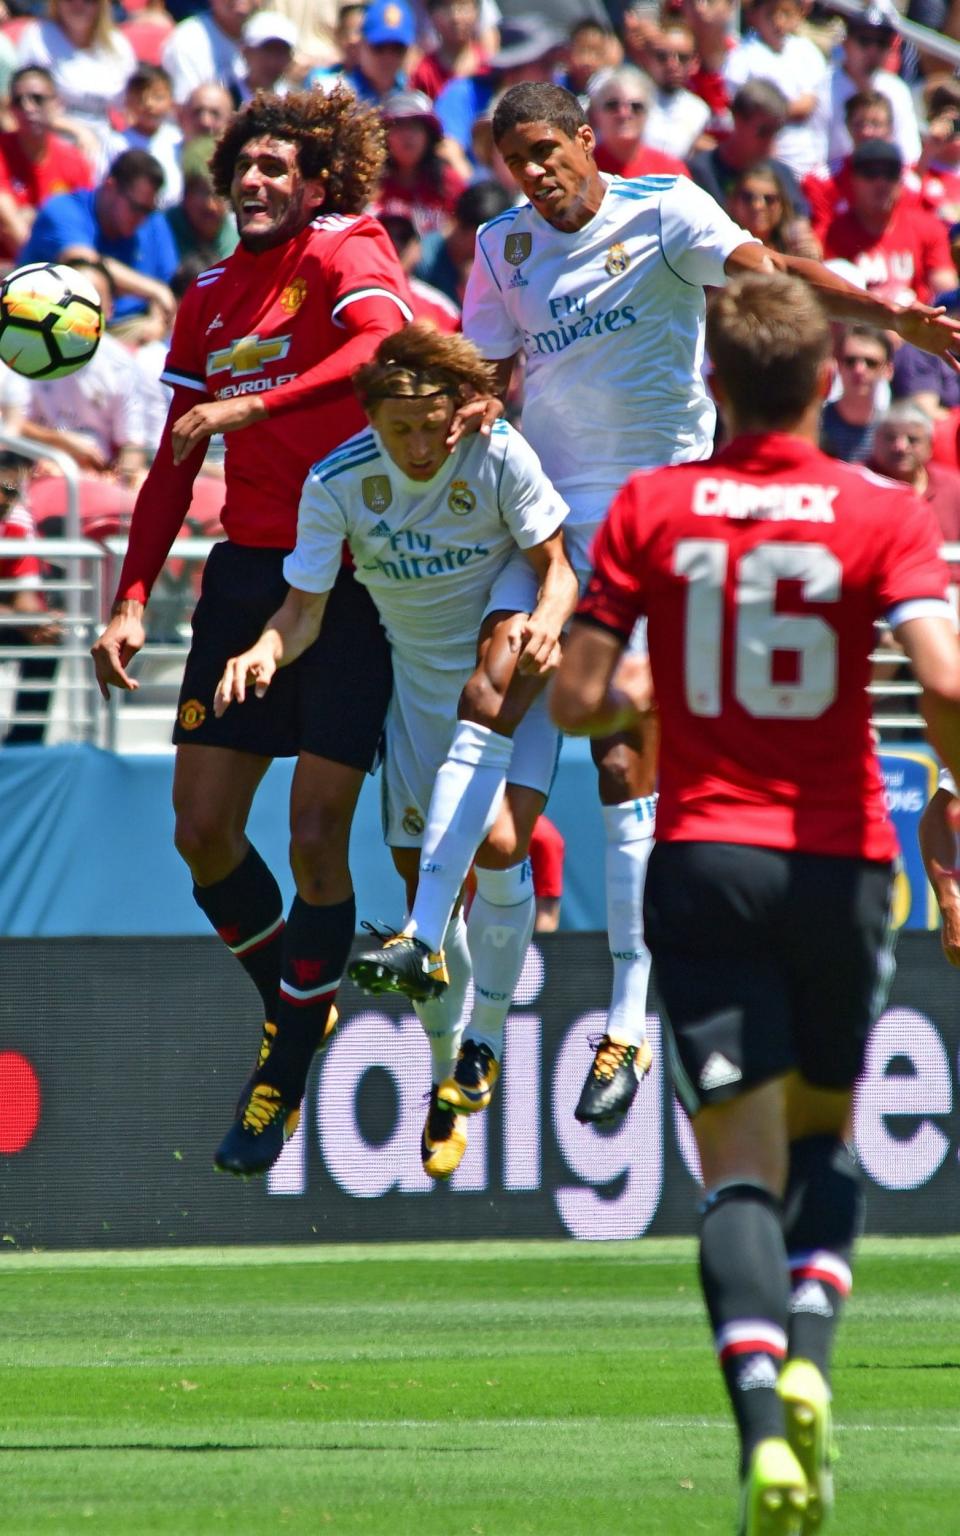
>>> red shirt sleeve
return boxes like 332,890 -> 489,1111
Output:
576,478 -> 648,638
258,219 -> 413,419
114,383 -> 210,606
159,279 -> 211,399
877,485 -> 952,615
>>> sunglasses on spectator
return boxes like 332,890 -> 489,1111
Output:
653,47 -> 694,62
854,164 -> 899,180
737,190 -> 781,205
119,187 -> 158,216
12,91 -> 54,106
849,31 -> 893,47
600,99 -> 646,113
840,353 -> 884,369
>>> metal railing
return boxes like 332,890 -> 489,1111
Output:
1,532 -> 959,751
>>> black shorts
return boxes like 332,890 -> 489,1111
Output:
173,543 -> 392,770
643,841 -> 896,1114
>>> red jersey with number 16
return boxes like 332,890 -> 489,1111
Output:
159,213 -> 412,547
580,433 -> 951,860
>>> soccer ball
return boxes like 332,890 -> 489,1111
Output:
0,262 -> 103,381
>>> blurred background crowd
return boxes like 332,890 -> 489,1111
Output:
6,0 -> 960,749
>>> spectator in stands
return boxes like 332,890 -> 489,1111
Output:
162,0 -> 255,106
105,65 -> 183,208
15,0 -> 137,144
529,813 -> 565,933
824,139 -> 956,305
803,89 -> 897,242
587,67 -> 690,180
0,65 -> 93,262
682,0 -> 735,138
378,209 -> 461,329
823,12 -> 921,170
119,0 -> 176,70
436,17 -> 565,156
165,138 -> 237,262
373,88 -> 466,236
820,323 -> 892,463
916,81 -> 960,227
724,0 -> 828,176
3,257 -> 147,487
643,20 -> 711,159
688,80 -> 809,222
414,176 -> 511,304
556,17 -> 613,103
337,0 -> 415,105
180,82 -> 234,146
868,403 -> 960,550
727,161 -> 821,258
619,1 -> 659,71
409,0 -> 488,101
20,147 -> 178,331
0,462 -> 60,746
305,2 -> 367,89
235,11 -> 297,105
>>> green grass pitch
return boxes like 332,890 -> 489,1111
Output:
0,1237 -> 957,1534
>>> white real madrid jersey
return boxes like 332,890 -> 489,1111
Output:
287,419 -> 568,672
463,173 -> 755,519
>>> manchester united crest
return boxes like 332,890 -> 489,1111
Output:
605,242 -> 630,276
448,479 -> 476,515
279,277 -> 307,314
362,475 -> 393,513
504,232 -> 532,266
178,698 -> 206,730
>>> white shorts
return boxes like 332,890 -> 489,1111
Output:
483,523 -> 648,655
383,653 -> 560,848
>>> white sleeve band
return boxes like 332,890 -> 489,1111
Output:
887,597 -> 957,630
330,288 -> 414,325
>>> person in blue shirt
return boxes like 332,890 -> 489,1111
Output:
20,147 -> 178,329
436,17 -> 564,157
309,0 -> 414,106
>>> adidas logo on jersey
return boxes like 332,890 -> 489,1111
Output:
508,270 -> 529,289
791,1280 -> 833,1317
370,519 -> 392,538
699,1052 -> 742,1091
736,1356 -> 779,1392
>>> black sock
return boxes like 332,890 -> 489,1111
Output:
256,893 -> 356,1104
783,1135 -> 861,1380
699,1182 -> 790,1473
192,845 -> 284,1019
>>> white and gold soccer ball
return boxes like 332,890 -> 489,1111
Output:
0,261 -> 104,380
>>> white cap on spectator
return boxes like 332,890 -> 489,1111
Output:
242,11 -> 298,48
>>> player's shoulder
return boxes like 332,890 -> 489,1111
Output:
607,172 -> 681,204
306,211 -> 380,250
310,426 -> 381,486
475,203 -> 526,260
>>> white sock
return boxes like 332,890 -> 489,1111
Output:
602,799 -> 655,1050
465,860 -> 535,1061
413,911 -> 471,1085
406,721 -> 514,952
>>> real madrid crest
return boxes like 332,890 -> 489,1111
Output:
402,806 -> 425,837
279,277 -> 307,314
362,475 -> 393,513
448,479 -> 476,515
605,242 -> 630,277
504,232 -> 532,267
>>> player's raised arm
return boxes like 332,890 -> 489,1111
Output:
215,586 -> 330,713
725,240 -> 960,370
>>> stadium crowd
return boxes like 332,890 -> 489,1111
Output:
4,1 -> 960,524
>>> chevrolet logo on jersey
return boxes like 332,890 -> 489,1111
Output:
207,333 -> 292,377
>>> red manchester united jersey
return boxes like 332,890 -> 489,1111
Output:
580,433 -> 951,860
160,214 -> 413,548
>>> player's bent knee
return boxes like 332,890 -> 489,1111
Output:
459,667 -> 508,732
173,809 -> 246,880
290,804 -> 352,890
